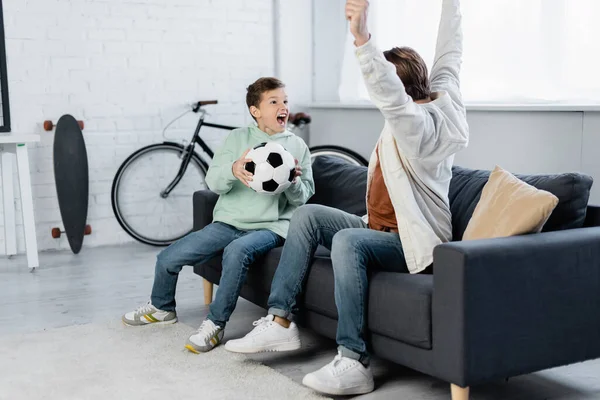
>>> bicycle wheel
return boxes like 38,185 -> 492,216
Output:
111,143 -> 208,246
309,145 -> 369,167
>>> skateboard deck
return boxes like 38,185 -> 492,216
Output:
53,114 -> 89,254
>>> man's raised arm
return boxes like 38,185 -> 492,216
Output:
430,0 -> 464,106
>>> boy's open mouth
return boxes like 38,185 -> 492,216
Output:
277,113 -> 288,126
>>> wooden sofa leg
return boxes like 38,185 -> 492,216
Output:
203,279 -> 213,305
451,384 -> 469,400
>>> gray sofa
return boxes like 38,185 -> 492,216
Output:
192,156 -> 600,400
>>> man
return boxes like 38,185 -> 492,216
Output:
226,0 -> 468,395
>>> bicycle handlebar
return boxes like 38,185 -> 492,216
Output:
192,100 -> 218,113
289,112 -> 311,125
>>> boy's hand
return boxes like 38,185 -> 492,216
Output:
292,159 -> 302,184
346,0 -> 370,46
232,149 -> 253,187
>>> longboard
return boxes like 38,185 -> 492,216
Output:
51,114 -> 89,254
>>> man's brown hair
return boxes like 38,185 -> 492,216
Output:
383,47 -> 431,101
246,77 -> 285,120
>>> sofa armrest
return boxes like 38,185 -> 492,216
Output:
584,205 -> 600,227
193,190 -> 219,231
432,227 -> 600,387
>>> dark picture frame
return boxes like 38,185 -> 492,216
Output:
0,0 -> 11,132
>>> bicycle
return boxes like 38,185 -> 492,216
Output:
111,100 -> 368,247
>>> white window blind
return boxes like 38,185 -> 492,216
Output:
338,0 -> 600,105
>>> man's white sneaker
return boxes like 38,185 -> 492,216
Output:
185,319 -> 224,353
302,352 -> 374,396
122,302 -> 177,326
224,315 -> 301,353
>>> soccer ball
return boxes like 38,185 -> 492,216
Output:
244,142 -> 296,195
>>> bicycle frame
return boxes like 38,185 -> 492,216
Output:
193,121 -> 237,159
160,113 -> 237,197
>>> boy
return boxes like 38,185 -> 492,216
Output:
226,0 -> 468,396
122,77 -> 315,354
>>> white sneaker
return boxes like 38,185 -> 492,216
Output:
122,301 -> 177,326
302,352 -> 374,395
224,315 -> 301,353
185,319 -> 224,353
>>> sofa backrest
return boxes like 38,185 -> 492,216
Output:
307,156 -> 368,216
307,156 -> 594,240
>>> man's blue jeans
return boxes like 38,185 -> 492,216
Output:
150,222 -> 283,328
267,205 -> 409,365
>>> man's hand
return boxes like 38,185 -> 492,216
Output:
232,149 -> 253,187
345,0 -> 370,47
292,159 -> 302,184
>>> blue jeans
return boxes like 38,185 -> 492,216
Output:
267,205 -> 409,364
151,222 -> 283,328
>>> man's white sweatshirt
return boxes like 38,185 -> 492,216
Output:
356,0 -> 469,273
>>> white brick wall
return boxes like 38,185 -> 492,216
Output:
0,0 -> 274,254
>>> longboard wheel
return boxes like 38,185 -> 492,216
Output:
52,226 -> 91,237
44,120 -> 84,131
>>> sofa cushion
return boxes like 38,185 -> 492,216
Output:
463,165 -> 559,240
196,246 -> 433,350
449,166 -> 593,240
307,155 -> 368,216
302,255 -> 433,350
367,272 -> 433,350
195,246 -> 333,311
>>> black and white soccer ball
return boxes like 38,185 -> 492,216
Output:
244,142 -> 296,195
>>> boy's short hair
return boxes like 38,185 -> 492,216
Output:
246,77 -> 285,120
383,47 -> 431,101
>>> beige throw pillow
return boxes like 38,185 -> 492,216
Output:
462,165 -> 559,240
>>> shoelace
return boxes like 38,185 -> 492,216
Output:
330,352 -> 358,376
252,316 -> 271,327
331,352 -> 344,367
196,320 -> 219,338
250,316 -> 273,334
135,302 -> 154,315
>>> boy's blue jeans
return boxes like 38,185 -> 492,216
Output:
151,222 -> 283,328
267,204 -> 410,365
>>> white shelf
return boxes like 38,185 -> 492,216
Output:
0,134 -> 41,144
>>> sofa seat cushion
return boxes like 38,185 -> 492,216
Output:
449,166 -> 593,240
198,246 -> 433,350
197,246 -> 333,307
302,256 -> 433,350
367,272 -> 433,350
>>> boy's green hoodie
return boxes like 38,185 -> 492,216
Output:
205,124 -> 314,238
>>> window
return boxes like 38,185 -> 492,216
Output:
0,0 -> 10,132
338,0 -> 600,105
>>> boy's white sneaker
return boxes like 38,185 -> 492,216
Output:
122,302 -> 177,326
185,319 -> 224,353
302,352 -> 374,396
224,315 -> 301,353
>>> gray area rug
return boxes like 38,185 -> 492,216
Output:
0,321 -> 330,400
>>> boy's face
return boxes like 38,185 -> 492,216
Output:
251,88 -> 289,135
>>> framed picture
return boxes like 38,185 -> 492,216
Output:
0,0 -> 10,132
